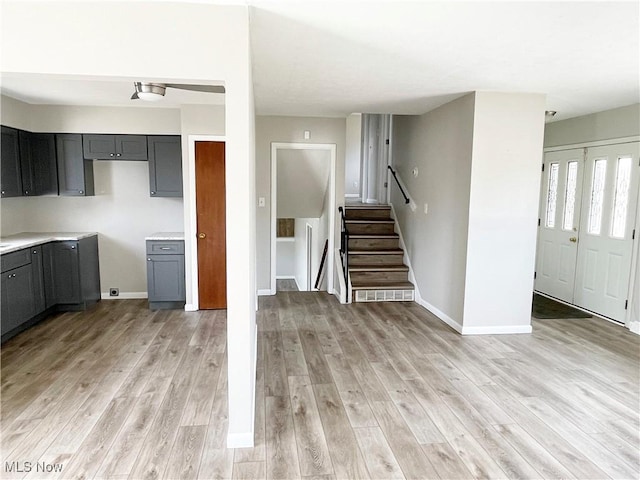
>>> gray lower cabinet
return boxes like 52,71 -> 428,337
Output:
146,240 -> 185,309
56,134 -> 95,196
148,136 -> 183,197
43,237 -> 101,309
1,236 -> 101,343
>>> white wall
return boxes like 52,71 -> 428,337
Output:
391,95 -> 475,326
392,92 -> 545,334
2,1 -> 256,448
276,239 -> 295,278
1,100 -> 184,296
544,103 -> 640,147
463,91 -> 546,332
255,116 -> 346,291
345,113 -> 362,196
0,95 -> 33,130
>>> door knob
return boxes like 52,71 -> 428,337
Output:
198,232 -> 206,239
569,237 -> 577,243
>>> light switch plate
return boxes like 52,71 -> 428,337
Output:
258,197 -> 265,207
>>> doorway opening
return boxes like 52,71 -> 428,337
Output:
271,143 -> 336,295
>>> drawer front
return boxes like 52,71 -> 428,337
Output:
1,248 -> 31,273
146,240 -> 184,255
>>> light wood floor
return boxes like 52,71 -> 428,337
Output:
1,293 -> 638,480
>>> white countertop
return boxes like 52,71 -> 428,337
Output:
0,232 -> 98,255
145,232 -> 185,241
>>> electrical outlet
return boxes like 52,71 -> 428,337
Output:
258,197 -> 265,207
424,203 -> 429,214
109,288 -> 119,297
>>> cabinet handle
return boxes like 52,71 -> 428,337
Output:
71,245 -> 76,249
116,153 -> 121,157
33,250 -> 37,254
147,258 -> 152,261
159,247 -> 171,250
79,190 -> 84,194
110,153 -> 115,157
151,191 -> 156,195
1,191 -> 5,195
25,190 -> 29,195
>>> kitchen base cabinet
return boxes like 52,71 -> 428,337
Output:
1,235 -> 101,343
146,240 -> 185,310
43,236 -> 101,311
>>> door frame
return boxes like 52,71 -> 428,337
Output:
270,142 -> 336,295
184,134 -> 226,311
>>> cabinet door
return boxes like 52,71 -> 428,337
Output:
148,136 -> 183,197
31,246 -> 46,315
1,264 -> 36,334
57,134 -> 95,196
147,254 -> 185,302
116,135 -> 148,160
82,134 -> 116,160
43,241 -> 81,305
1,126 -> 23,198
20,132 -> 58,196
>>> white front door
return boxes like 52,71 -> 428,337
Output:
573,143 -> 640,322
535,148 -> 585,302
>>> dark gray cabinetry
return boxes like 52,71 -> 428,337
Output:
19,131 -> 58,196
31,246 -> 46,315
1,250 -> 36,335
146,240 -> 185,309
83,134 -> 148,160
43,236 -> 100,310
1,126 -> 23,198
148,136 -> 183,197
56,134 -> 95,196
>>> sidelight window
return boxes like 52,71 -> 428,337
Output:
562,161 -> 578,231
587,159 -> 607,235
545,163 -> 559,228
610,156 -> 632,239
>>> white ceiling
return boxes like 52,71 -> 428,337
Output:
1,2 -> 638,122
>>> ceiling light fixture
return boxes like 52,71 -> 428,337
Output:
131,82 -> 166,101
545,110 -> 557,117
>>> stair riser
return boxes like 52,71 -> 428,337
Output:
349,254 -> 405,265
350,271 -> 409,283
349,238 -> 399,250
346,223 -> 395,235
345,209 -> 392,220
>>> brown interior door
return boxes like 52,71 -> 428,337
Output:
195,141 -> 226,309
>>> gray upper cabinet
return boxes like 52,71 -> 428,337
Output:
1,126 -> 23,198
19,131 -> 58,196
57,134 -> 95,196
148,136 -> 183,197
83,134 -> 148,160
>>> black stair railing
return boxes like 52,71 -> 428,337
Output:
338,206 -> 350,302
387,165 -> 410,204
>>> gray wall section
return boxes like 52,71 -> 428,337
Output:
255,116 -> 346,291
391,94 -> 475,324
544,103 -> 640,147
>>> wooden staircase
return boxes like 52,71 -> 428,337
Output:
344,205 -> 415,302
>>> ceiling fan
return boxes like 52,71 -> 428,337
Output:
131,82 -> 225,101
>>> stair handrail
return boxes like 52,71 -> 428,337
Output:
314,239 -> 328,290
338,206 -> 350,302
387,165 -> 410,204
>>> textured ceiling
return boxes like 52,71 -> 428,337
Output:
1,2 -> 637,122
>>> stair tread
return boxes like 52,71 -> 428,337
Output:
345,205 -> 391,209
351,280 -> 415,290
349,264 -> 409,272
349,233 -> 399,238
345,219 -> 395,223
349,249 -> 404,255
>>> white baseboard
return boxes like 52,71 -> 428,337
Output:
461,324 -> 533,335
415,296 -> 464,334
276,275 -> 296,279
226,432 -> 254,449
628,321 -> 640,335
100,291 -> 147,300
185,303 -> 198,312
257,289 -> 273,296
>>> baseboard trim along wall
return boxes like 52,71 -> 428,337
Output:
100,291 -> 147,300
461,325 -> 533,335
226,432 -> 254,449
415,295 -> 464,334
257,289 -> 273,296
185,304 -> 198,312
